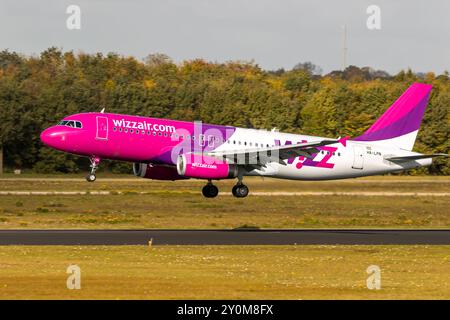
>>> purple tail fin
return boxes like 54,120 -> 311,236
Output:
353,83 -> 432,150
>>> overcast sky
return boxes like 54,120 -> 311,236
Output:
0,0 -> 449,74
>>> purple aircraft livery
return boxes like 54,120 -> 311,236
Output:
40,83 -> 447,198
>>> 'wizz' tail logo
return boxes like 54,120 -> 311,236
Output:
274,139 -> 337,169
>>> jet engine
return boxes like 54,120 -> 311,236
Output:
133,163 -> 187,180
176,154 -> 238,179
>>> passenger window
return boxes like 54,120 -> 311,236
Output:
208,136 -> 214,147
199,134 -> 205,147
75,121 -> 82,129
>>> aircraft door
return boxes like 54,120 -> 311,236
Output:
96,116 -> 108,140
352,145 -> 364,169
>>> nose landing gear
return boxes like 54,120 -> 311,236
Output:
86,156 -> 101,182
202,180 -> 219,198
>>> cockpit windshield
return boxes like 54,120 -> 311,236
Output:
58,120 -> 82,129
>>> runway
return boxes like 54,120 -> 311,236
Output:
0,229 -> 449,245
1,191 -> 450,196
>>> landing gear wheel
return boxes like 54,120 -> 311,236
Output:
86,174 -> 96,182
202,184 -> 219,198
232,184 -> 249,198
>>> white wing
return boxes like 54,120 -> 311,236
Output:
206,139 -> 343,167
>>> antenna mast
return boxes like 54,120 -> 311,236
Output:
342,24 -> 348,70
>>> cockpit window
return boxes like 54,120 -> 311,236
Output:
58,120 -> 82,129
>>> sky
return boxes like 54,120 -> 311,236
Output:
0,0 -> 449,74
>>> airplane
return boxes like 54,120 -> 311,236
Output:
40,82 -> 447,198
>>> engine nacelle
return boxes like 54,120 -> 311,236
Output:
176,154 -> 238,179
133,163 -> 187,180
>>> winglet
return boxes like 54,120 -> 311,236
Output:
339,136 -> 350,147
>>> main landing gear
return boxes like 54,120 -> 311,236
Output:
231,172 -> 249,198
201,178 -> 249,198
232,180 -> 249,198
202,180 -> 219,198
86,156 -> 100,182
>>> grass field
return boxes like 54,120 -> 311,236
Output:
0,175 -> 449,229
0,175 -> 449,300
0,245 -> 448,299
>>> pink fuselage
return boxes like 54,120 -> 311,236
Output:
40,112 -> 236,165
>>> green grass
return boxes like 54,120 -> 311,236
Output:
1,175 -> 450,192
0,245 -> 449,299
0,176 -> 449,300
0,176 -> 449,229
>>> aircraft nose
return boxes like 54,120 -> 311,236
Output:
40,128 -> 52,146
40,126 -> 66,149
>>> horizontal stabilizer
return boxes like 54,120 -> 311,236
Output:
386,153 -> 448,163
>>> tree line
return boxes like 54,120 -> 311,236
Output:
0,48 -> 448,174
